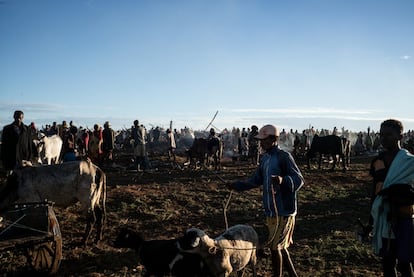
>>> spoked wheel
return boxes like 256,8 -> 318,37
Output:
26,206 -> 62,275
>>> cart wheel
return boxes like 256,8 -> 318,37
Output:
26,206 -> 62,275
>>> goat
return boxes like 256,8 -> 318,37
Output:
113,228 -> 211,277
177,224 -> 258,277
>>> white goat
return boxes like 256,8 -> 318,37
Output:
178,224 -> 258,277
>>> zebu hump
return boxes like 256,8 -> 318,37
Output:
79,160 -> 98,175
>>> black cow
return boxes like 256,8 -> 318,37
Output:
306,135 -> 347,171
186,138 -> 208,169
206,136 -> 223,170
186,137 -> 223,170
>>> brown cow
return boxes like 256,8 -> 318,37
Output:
0,160 -> 106,245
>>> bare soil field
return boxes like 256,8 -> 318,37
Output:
0,150 -> 381,277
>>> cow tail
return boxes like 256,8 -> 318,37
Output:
96,167 -> 107,242
101,169 -> 107,225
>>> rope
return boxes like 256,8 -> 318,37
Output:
209,245 -> 258,252
202,164 -> 280,249
223,191 -> 233,230
263,182 -> 280,248
201,165 -> 231,230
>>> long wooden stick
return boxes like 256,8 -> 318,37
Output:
205,110 -> 219,131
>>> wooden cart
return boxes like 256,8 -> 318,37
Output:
0,201 -> 62,275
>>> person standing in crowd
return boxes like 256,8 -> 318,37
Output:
238,130 -> 249,160
29,122 -> 37,135
152,126 -> 161,143
48,121 -> 59,136
102,121 -> 115,167
227,124 -> 304,277
248,125 -> 260,165
62,125 -> 77,162
1,110 -> 33,175
207,128 -> 219,154
69,120 -> 78,153
166,128 -> 176,163
88,124 -> 103,166
80,127 -> 89,157
370,119 -> 414,277
131,120 -> 147,171
29,121 -> 39,160
59,120 -> 69,139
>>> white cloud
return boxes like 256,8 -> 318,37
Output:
227,107 -> 375,116
400,55 -> 411,60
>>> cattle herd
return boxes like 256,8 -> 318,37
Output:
1,123 -> 414,276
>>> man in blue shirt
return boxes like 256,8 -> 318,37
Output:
228,124 -> 304,277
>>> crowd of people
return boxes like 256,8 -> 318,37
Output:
1,111 -> 413,276
0,113 -> 117,171
38,120 -> 116,168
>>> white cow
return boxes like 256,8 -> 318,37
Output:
34,134 -> 63,165
0,160 -> 107,245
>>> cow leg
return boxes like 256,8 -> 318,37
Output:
216,155 -> 221,171
83,210 -> 96,246
213,154 -> 217,170
318,155 -> 322,169
330,155 -> 338,171
94,206 -> 104,242
341,154 -> 347,172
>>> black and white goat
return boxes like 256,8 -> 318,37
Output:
113,228 -> 211,277
177,224 -> 258,277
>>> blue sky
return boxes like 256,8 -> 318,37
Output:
1,0 -> 413,133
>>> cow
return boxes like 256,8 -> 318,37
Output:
186,138 -> 208,169
33,134 -> 63,165
186,137 -> 223,170
207,136 -> 223,170
306,135 -> 347,171
0,160 -> 106,245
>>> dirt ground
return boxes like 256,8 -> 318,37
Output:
0,149 -> 382,277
